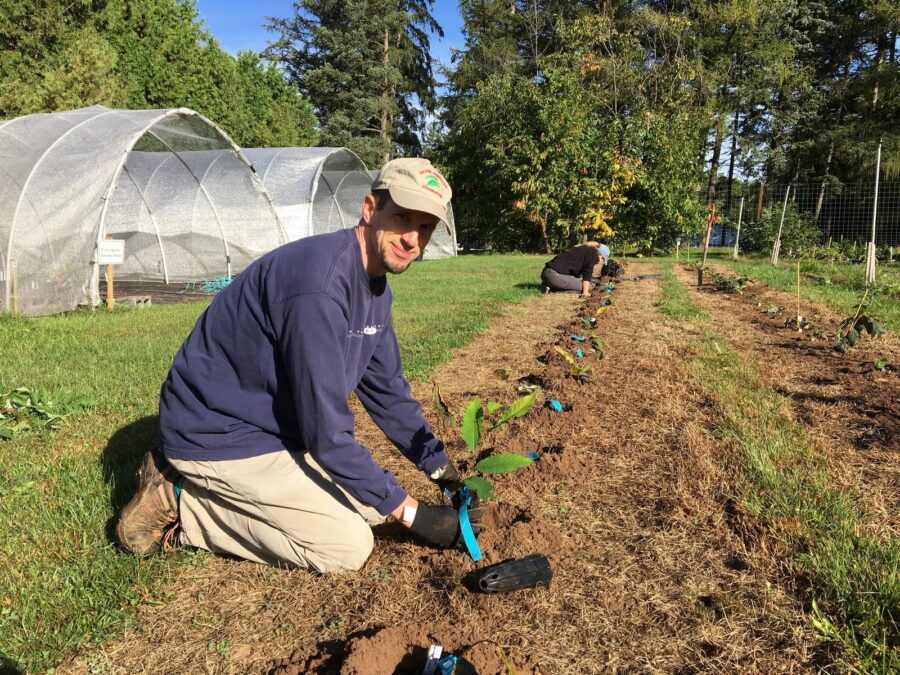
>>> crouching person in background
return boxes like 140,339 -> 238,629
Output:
115,158 -> 481,572
541,241 -> 607,297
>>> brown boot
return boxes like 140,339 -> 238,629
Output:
116,450 -> 180,555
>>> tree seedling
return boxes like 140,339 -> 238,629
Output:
459,390 -> 539,500
554,346 -> 592,381
833,289 -> 886,353
431,380 -> 455,436
873,357 -> 889,372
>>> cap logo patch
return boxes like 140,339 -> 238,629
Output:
424,175 -> 440,189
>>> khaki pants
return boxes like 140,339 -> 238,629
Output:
169,450 -> 384,573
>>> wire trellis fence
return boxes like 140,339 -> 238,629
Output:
701,181 -> 900,256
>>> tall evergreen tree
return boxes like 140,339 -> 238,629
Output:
265,0 -> 441,167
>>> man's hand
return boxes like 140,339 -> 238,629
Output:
429,463 -> 464,499
409,502 -> 485,549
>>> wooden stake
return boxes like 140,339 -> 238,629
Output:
733,196 -> 744,259
701,203 -> 715,268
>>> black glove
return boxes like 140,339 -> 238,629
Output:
429,463 -> 464,497
409,502 -> 485,549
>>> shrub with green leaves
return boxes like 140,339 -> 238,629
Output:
741,204 -> 820,257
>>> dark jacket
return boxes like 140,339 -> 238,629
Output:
546,245 -> 600,282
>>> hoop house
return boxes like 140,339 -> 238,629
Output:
0,105 -> 284,316
243,148 -> 457,259
366,170 -> 458,259
243,148 -> 372,240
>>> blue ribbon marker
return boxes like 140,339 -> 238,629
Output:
438,654 -> 458,675
576,348 -> 583,358
570,334 -> 586,341
527,450 -> 541,461
458,486 -> 482,562
548,399 -> 564,412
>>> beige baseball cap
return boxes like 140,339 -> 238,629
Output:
372,158 -> 452,234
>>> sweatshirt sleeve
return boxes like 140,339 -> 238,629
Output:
354,323 -> 451,476
581,248 -> 599,282
272,292 -> 408,516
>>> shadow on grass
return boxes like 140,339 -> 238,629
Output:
513,282 -> 543,291
0,653 -> 24,674
100,415 -> 159,545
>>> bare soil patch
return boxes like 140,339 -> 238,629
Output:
60,273 -> 822,674
676,263 -> 899,535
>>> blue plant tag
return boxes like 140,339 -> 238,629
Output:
527,450 -> 540,461
576,348 -> 583,358
548,399 -> 564,412
458,487 -> 482,562
570,334 -> 586,341
438,654 -> 458,675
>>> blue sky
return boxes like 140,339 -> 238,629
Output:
192,1 -> 465,69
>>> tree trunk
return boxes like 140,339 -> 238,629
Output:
696,126 -> 709,187
872,36 -> 885,106
379,28 -> 393,166
723,109 -> 740,244
706,116 -> 725,205
725,110 -> 739,213
814,143 -> 833,223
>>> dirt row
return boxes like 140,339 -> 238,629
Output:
62,268 -> 828,674
678,262 -> 899,535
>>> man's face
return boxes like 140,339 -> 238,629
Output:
363,195 -> 439,275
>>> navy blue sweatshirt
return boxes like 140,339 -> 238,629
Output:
158,228 -> 450,516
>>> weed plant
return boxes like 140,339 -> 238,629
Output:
0,253 -> 544,672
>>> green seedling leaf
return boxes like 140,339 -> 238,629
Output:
486,402 -> 504,413
845,328 -> 859,347
475,452 -> 534,474
873,357 -> 888,372
554,346 -> 576,366
460,399 -> 483,454
493,388 -> 538,428
431,380 -> 455,433
463,476 -> 495,501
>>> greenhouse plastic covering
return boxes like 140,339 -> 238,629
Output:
243,147 -> 373,240
0,105 -> 283,316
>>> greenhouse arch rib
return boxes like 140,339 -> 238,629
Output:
119,159 -> 172,283
145,129 -> 236,277
6,107 -> 117,310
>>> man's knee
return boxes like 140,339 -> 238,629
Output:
306,518 -> 374,573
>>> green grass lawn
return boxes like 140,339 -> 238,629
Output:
0,253 -> 544,672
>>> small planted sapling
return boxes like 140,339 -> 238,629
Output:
554,346 -> 592,381
833,289 -> 886,353
459,390 -> 539,500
